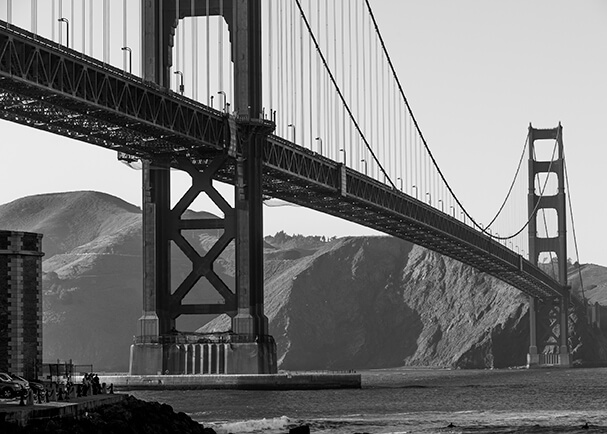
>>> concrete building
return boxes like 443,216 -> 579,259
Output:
0,231 -> 43,379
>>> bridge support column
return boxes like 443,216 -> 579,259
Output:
526,123 -> 570,368
130,0 -> 277,375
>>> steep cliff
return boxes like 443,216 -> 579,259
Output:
202,236 -> 532,369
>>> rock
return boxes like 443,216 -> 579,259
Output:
289,425 -> 311,434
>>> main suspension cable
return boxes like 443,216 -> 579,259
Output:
293,0 -> 396,189
364,0 -> 558,243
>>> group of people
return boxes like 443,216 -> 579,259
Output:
80,372 -> 102,396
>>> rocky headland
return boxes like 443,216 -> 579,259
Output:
0,395 -> 216,434
1,191 -> 606,371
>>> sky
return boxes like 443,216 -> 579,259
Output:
0,0 -> 606,266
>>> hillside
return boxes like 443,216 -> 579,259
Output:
1,191 -> 607,371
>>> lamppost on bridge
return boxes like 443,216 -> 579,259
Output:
218,91 -> 227,112
287,124 -> 296,143
438,199 -> 444,212
58,18 -> 69,49
450,205 -> 455,218
121,47 -> 132,74
412,185 -> 418,199
461,211 -> 467,225
210,95 -> 214,109
315,137 -> 323,155
174,71 -> 184,95
360,159 -> 368,175
426,192 -> 432,206
396,177 -> 403,191
339,148 -> 347,165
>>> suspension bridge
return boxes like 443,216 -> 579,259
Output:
0,0 -> 586,374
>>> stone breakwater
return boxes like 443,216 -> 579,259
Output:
0,395 -> 216,434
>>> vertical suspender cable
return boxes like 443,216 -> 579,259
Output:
318,0 -> 329,145
344,1 -> 360,162
59,0 -> 63,44
278,1 -> 283,135
341,0 -> 347,165
175,0 -> 180,86
291,2 -> 296,141
82,0 -> 85,53
355,0 -> 360,164
218,0 -> 224,103
70,0 -> 74,49
299,2 -> 305,147
374,29 -> 379,177
381,46 -> 386,182
181,10 -> 185,92
32,0 -> 37,34
52,0 -> 56,41
268,0 -> 273,115
102,0 -> 107,62
192,0 -> 198,101
333,0 -> 337,158
89,0 -> 93,57
287,1 -> 292,134
124,0 -> 128,70
307,1 -> 312,147
206,0 -> 210,104
361,1 -> 366,161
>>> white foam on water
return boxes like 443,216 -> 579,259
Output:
207,415 -> 293,433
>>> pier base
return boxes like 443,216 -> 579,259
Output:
130,334 -> 276,375
129,343 -> 163,375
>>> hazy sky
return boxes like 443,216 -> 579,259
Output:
1,1 -> 606,266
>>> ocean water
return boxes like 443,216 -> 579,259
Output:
129,367 -> 607,433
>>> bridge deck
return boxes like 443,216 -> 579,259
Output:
0,21 -> 565,299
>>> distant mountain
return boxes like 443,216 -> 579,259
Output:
2,191 -> 607,371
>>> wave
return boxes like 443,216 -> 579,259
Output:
206,415 -> 294,433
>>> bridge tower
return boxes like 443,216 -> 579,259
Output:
527,123 -> 571,367
129,0 -> 277,375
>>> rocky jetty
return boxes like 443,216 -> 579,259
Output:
0,395 -> 215,434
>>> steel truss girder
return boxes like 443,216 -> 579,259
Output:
168,154 -> 236,319
0,21 -> 566,301
0,21 -> 226,159
260,137 -> 566,300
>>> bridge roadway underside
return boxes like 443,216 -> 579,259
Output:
0,20 -> 565,301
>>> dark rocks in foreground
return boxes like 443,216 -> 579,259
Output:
0,395 -> 216,434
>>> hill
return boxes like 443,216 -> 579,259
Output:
2,191 -> 607,371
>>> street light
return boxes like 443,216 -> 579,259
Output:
121,47 -> 132,74
315,137 -> 323,155
438,199 -> 444,212
450,205 -> 455,218
218,91 -> 227,112
396,177 -> 403,191
58,18 -> 69,48
287,124 -> 296,143
174,71 -> 184,95
412,185 -> 418,199
426,192 -> 432,205
360,159 -> 368,175
339,148 -> 347,165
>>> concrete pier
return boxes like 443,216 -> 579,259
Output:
85,372 -> 361,391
